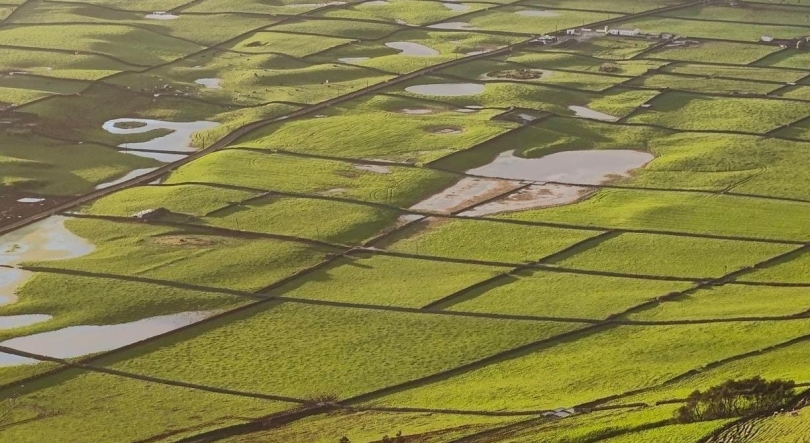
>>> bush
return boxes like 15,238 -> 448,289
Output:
676,377 -> 795,423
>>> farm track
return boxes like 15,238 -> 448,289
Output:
4,1 -> 810,441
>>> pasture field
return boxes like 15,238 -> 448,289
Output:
626,92 -> 810,133
96,302 -> 582,399
367,321 -> 810,411
80,183 -> 263,218
549,232 -> 794,279
662,63 -> 807,83
376,217 -> 600,263
316,0 -> 489,26
610,339 -> 810,405
612,16 -> 810,41
504,188 -> 810,240
0,370 -> 298,443
628,285 -> 810,321
199,194 -> 405,245
269,253 -> 510,307
42,218 -> 338,292
645,41 -> 781,64
0,272 -> 246,341
219,410 -> 519,443
1,0 -> 809,441
445,269 -> 693,319
627,73 -> 781,95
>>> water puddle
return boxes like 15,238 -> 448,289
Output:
195,78 -> 222,89
429,126 -> 463,134
0,216 -> 94,317
461,184 -> 589,217
0,314 -> 52,330
102,118 -> 219,153
0,311 -> 210,366
145,12 -> 179,20
385,42 -> 439,56
398,108 -> 434,115
568,105 -> 618,122
338,57 -> 370,64
95,168 -> 159,190
361,0 -> 390,5
443,2 -> 469,11
409,177 -> 522,214
122,150 -> 187,163
427,22 -> 476,30
516,10 -> 560,17
405,83 -> 485,96
16,198 -> 45,203
468,149 -> 653,185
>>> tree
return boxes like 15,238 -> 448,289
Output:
676,377 -> 796,423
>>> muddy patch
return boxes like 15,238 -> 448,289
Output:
428,126 -> 464,134
568,105 -> 618,122
468,149 -> 653,185
385,42 -> 439,56
461,184 -> 591,217
361,0 -> 390,5
409,177 -> 523,214
355,164 -> 391,174
102,118 -> 219,153
405,83 -> 485,96
0,311 -> 211,366
152,235 -> 216,247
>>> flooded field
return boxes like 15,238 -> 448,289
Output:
0,312 -> 210,366
0,216 -> 94,336
385,42 -> 440,56
405,83 -> 485,96
461,184 -> 590,217
427,22 -> 477,30
409,177 -> 523,214
468,149 -> 653,185
102,118 -> 219,153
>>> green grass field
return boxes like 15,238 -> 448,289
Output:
97,302 -> 582,399
369,320 -> 810,411
41,218 -> 338,292
445,268 -> 692,319
377,217 -> 600,263
1,1 -> 808,440
0,370 -> 297,443
271,252 -> 510,307
627,92 -> 810,133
